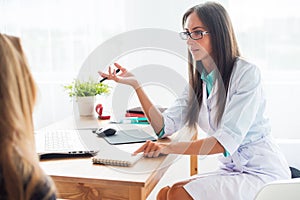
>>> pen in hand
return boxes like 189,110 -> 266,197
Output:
99,68 -> 121,83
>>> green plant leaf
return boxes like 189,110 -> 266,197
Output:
63,78 -> 111,97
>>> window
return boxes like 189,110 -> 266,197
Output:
1,0 -> 299,138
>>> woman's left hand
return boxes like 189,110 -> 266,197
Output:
98,63 -> 140,89
133,140 -> 170,158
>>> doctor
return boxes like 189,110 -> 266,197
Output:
99,2 -> 290,200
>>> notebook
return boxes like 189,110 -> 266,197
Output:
92,147 -> 143,167
126,106 -> 167,114
35,129 -> 99,159
103,129 -> 157,145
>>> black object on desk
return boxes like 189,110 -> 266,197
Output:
39,152 -> 96,160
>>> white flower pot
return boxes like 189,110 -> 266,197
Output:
76,96 -> 95,116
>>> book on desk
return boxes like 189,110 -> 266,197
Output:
92,147 -> 143,167
126,106 -> 167,116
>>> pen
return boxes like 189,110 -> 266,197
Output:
124,117 -> 149,124
99,68 -> 121,83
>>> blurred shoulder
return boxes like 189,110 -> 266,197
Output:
232,57 -> 261,81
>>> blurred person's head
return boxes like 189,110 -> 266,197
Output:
0,33 -> 55,200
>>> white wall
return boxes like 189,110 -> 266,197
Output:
1,0 -> 300,139
263,71 -> 300,139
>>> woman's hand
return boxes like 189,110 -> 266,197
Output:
133,140 -> 170,158
98,63 -> 140,89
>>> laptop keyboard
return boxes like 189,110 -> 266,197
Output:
44,130 -> 86,151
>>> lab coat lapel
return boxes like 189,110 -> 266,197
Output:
198,82 -> 210,132
200,79 -> 219,133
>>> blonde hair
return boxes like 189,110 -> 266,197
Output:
0,34 -> 56,199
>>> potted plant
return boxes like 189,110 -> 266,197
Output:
64,79 -> 111,116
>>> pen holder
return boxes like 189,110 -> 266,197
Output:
95,104 -> 110,120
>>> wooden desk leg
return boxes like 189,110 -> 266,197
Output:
190,134 -> 198,176
129,186 -> 145,200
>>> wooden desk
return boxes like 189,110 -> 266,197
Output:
38,116 -> 179,200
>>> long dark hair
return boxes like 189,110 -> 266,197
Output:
183,2 -> 240,127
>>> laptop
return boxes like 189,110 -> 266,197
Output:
35,129 -> 99,159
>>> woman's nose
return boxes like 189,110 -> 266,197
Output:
186,37 -> 194,45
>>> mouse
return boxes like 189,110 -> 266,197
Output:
96,128 -> 116,137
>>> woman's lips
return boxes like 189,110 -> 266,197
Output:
190,49 -> 200,53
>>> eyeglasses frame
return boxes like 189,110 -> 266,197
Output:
179,30 -> 209,40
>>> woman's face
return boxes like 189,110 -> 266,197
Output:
184,12 -> 212,61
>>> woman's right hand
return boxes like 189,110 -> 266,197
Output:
133,140 -> 170,158
98,63 -> 140,89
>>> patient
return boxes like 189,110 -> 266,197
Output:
0,34 -> 56,199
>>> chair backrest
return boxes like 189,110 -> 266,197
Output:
254,178 -> 300,200
255,139 -> 300,200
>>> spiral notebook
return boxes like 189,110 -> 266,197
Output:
92,147 -> 143,167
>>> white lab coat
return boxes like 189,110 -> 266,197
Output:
162,58 -> 291,200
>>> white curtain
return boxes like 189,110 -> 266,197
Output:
0,0 -> 126,129
1,0 -> 300,138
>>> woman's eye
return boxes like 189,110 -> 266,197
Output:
194,31 -> 203,36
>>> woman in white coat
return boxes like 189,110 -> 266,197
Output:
99,2 -> 291,200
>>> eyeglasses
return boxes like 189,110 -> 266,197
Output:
179,30 -> 209,40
